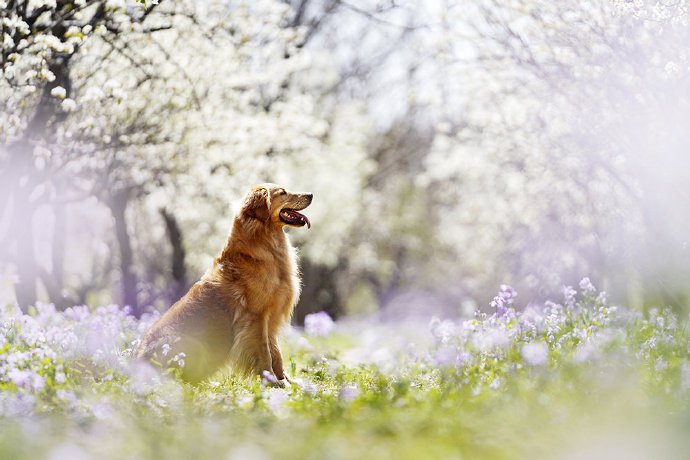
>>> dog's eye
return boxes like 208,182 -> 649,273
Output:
279,189 -> 287,195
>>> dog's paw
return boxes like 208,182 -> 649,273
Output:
261,370 -> 287,387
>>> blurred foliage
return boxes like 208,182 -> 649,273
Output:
2,0 -> 690,318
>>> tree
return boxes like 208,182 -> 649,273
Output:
421,0 -> 690,302
1,0 -> 168,310
1,0 -> 372,316
280,0 -> 690,308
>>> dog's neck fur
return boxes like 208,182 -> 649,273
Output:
210,210 -> 299,316
216,211 -> 288,267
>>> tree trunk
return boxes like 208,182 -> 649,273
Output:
13,185 -> 37,311
8,56 -> 72,312
38,208 -> 73,310
293,259 -> 342,325
108,190 -> 140,316
159,207 -> 187,304
51,203 -> 66,289
9,139 -> 39,312
43,202 -> 71,309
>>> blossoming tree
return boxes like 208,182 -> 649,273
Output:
0,0 -> 371,315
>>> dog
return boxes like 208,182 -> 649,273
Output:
134,184 -> 312,384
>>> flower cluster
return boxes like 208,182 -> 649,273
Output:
0,302 -> 161,415
422,279 -> 688,396
489,284 -> 517,317
0,1 -> 139,141
0,277 -> 687,460
304,311 -> 335,337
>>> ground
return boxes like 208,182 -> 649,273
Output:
0,281 -> 688,460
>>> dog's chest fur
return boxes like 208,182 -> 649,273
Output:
216,230 -> 300,319
243,235 -> 300,316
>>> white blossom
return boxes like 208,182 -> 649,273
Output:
50,86 -> 67,99
60,98 -> 77,112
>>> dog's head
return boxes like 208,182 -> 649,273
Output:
242,183 -> 313,229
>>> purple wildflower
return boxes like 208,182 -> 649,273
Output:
499,284 -> 517,304
339,384 -> 360,402
261,370 -> 279,385
491,285 -> 517,317
579,277 -> 596,294
304,311 -> 335,336
562,286 -> 577,309
8,369 -> 31,387
490,295 -> 507,316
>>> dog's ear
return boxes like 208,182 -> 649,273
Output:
243,187 -> 271,222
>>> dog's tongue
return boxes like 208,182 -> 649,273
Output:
300,212 -> 311,229
284,209 -> 310,229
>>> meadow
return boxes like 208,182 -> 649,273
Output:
1,279 -> 688,460
3,2 -> 690,458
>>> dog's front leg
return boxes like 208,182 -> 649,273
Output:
255,315 -> 274,378
232,313 -> 275,379
269,335 -> 287,382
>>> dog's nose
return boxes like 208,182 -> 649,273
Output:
306,193 -> 313,204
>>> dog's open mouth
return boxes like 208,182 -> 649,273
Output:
279,209 -> 311,229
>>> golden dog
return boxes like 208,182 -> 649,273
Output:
134,184 -> 312,384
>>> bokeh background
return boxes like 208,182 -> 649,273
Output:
1,0 -> 689,321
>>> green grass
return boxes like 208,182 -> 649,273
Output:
0,288 -> 689,459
